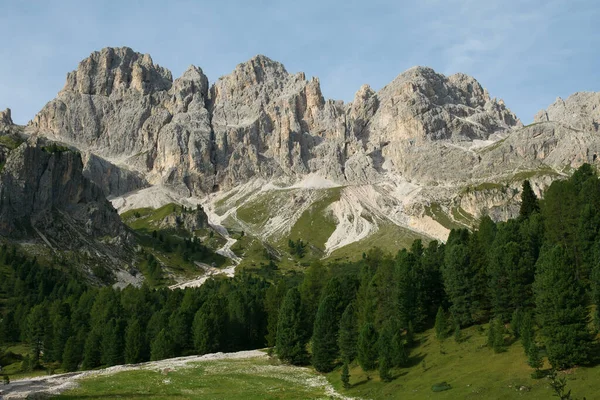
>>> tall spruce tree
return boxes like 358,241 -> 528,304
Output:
338,302 -> 358,363
378,322 -> 394,382
534,246 -> 593,369
193,295 -> 226,355
61,337 -> 80,372
357,323 -> 378,371
125,318 -> 145,364
434,306 -> 448,340
150,329 -> 174,361
275,288 -> 308,365
442,230 -> 476,326
519,180 -> 540,219
312,295 -> 341,372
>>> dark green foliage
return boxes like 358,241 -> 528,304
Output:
276,288 -> 308,365
288,239 -> 306,258
519,180 -> 539,219
511,308 -> 524,339
453,323 -> 463,343
548,369 -> 588,400
61,337 -> 79,372
592,261 -> 600,330
125,319 -> 146,364
434,306 -> 448,340
312,295 -> 341,372
341,361 -> 350,389
151,329 -> 174,361
193,295 -> 226,355
338,303 -> 358,363
357,323 -> 378,371
81,330 -> 102,369
265,279 -> 287,347
534,246 -> 593,369
378,322 -> 394,382
442,230 -> 477,326
299,261 -> 325,331
391,331 -> 408,367
487,317 -> 505,353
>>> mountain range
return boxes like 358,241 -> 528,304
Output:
2,46 -> 600,280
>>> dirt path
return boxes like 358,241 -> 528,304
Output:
1,350 -> 267,399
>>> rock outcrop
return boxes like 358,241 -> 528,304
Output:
0,137 -> 128,244
534,92 -> 600,132
30,47 -> 523,196
26,46 -> 600,243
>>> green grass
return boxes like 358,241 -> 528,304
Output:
509,165 -> 561,183
451,207 -> 476,228
329,222 -> 428,261
327,324 -> 597,400
0,135 -> 23,150
54,357 -> 339,400
285,187 -> 342,251
424,203 -> 463,231
235,190 -> 294,226
461,182 -> 504,194
121,203 -> 181,231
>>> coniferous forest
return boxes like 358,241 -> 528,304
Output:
1,164 -> 600,385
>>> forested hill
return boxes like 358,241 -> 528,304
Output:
1,165 -> 599,395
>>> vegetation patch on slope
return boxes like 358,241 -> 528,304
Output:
329,221 -> 428,261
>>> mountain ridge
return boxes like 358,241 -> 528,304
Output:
8,46 -> 600,254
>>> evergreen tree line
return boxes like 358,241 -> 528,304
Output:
0,253 -> 272,373
1,164 -> 600,380
275,165 -> 600,381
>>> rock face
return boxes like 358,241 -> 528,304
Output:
0,137 -> 127,244
27,46 -> 600,242
534,92 -> 600,132
159,206 -> 209,232
0,108 -> 13,131
31,47 -> 522,196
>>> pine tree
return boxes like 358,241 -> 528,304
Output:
193,295 -> 226,355
341,361 -> 351,389
299,262 -> 325,331
61,337 -> 79,372
434,306 -> 447,340
101,318 -> 123,366
487,318 -> 505,353
275,288 -> 308,365
520,311 -> 534,354
511,308 -> 524,339
391,332 -> 408,367
442,232 -> 476,326
338,303 -> 358,363
453,323 -> 463,343
534,246 -> 593,369
151,329 -> 174,361
125,318 -> 145,364
592,261 -> 600,330
81,330 -> 102,369
357,323 -> 378,371
264,279 -> 287,348
312,295 -> 341,372
378,322 -> 394,382
519,180 -> 540,219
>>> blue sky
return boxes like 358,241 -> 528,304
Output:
0,0 -> 598,124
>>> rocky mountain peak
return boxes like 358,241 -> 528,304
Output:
63,46 -> 173,96
0,108 -> 12,129
534,91 -> 600,132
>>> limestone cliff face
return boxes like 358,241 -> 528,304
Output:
534,92 -> 600,132
0,137 -> 127,243
31,47 -> 523,196
32,47 -> 214,194
27,47 -> 600,241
